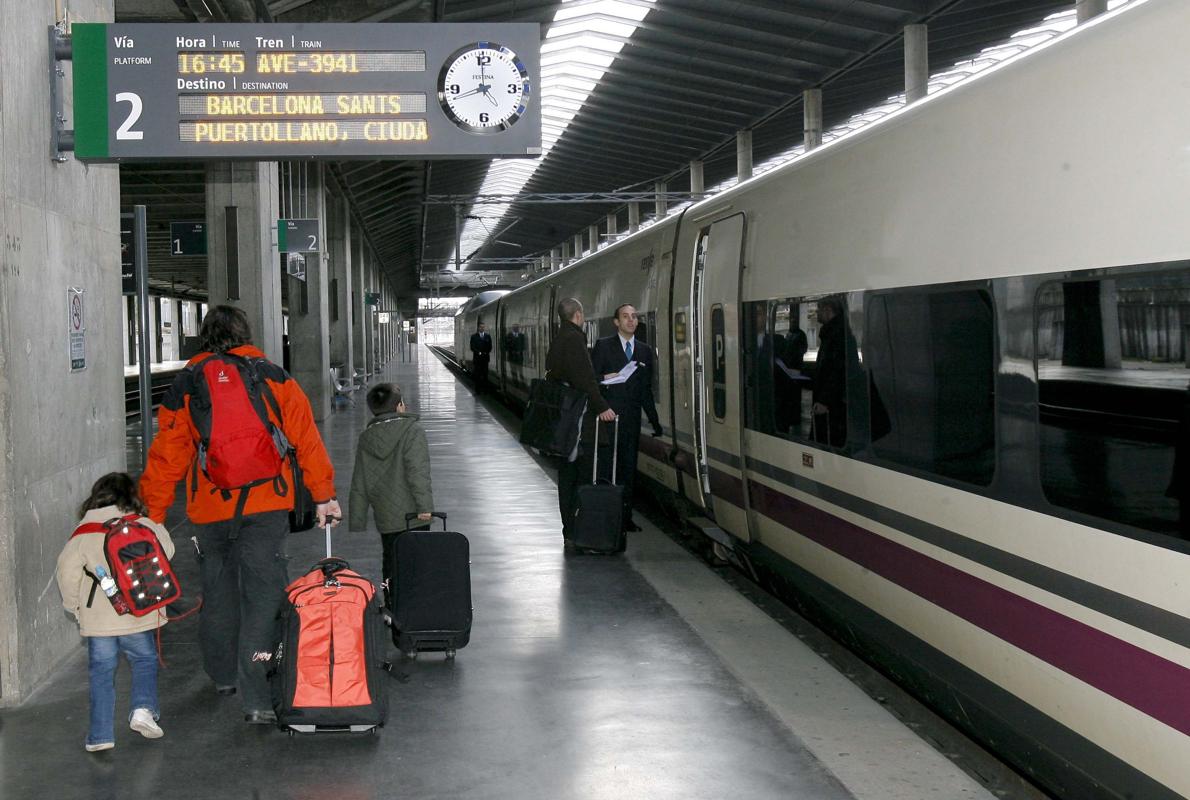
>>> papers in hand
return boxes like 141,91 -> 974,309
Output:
775,358 -> 810,382
601,360 -> 639,385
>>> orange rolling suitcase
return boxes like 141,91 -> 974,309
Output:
271,524 -> 388,733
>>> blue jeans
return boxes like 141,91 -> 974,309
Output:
87,631 -> 159,746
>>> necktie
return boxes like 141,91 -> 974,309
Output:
625,341 -> 633,361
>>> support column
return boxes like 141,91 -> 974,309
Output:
351,225 -> 368,378
904,24 -> 928,104
803,89 -> 823,151
629,202 -> 640,233
328,196 -> 353,382
206,162 -> 284,363
1077,0 -> 1107,23
573,233 -> 584,259
286,164 -> 332,421
606,212 -> 618,244
689,160 -> 704,195
561,242 -> 570,267
736,130 -> 753,183
0,0 -> 124,704
368,262 -> 379,374
589,223 -> 599,254
654,181 -> 667,221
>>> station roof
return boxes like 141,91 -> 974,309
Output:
115,0 -> 1076,303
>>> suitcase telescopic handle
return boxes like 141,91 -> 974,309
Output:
592,415 -> 619,485
405,511 -> 448,531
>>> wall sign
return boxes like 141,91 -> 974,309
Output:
70,23 -> 541,161
120,217 -> 135,295
68,288 -> 86,372
170,221 -> 207,255
278,218 -> 319,253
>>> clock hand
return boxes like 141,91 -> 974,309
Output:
485,91 -> 499,107
453,86 -> 483,99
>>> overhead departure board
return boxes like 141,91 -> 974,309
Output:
70,23 -> 541,162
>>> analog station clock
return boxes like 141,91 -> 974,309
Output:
438,42 -> 530,134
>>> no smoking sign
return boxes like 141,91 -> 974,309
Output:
68,288 -> 86,372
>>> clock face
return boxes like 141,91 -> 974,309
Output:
438,43 -> 530,134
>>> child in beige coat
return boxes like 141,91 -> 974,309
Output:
56,473 -> 175,752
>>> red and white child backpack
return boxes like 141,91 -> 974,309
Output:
71,514 -> 181,617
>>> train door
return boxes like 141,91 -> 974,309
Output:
692,214 -> 750,541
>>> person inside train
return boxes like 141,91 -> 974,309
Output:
747,303 -> 777,434
504,324 -> 526,387
590,303 -> 663,533
812,295 -> 853,448
775,320 -> 809,435
545,298 -> 616,548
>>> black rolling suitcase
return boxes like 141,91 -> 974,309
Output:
392,512 -> 472,659
571,416 -> 625,553
272,524 -> 388,734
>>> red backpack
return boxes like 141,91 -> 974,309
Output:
71,514 -> 181,617
187,353 -> 291,492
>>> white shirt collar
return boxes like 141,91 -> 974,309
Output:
618,334 -> 635,349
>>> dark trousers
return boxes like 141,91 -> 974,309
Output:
195,510 -> 289,712
473,355 -> 490,389
379,524 -> 428,610
557,442 -> 595,540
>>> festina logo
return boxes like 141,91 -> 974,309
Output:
216,369 -> 230,384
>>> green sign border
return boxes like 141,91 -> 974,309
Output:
72,23 -> 109,160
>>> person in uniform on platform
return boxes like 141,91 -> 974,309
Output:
590,304 -> 663,533
545,298 -> 616,547
469,321 -> 493,392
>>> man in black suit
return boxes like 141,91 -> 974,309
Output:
469,321 -> 492,392
590,303 -> 663,533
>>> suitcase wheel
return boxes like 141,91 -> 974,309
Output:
446,649 -> 456,660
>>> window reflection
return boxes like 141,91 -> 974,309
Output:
865,288 -> 994,485
1037,275 -> 1190,536
743,298 -> 826,442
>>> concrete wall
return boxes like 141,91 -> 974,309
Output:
0,2 -> 123,704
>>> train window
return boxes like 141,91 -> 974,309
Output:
741,298 -> 817,442
502,321 -> 530,391
711,305 -> 726,420
864,287 -> 995,485
1036,274 -> 1190,537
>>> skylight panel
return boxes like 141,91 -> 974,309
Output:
448,0 -> 657,269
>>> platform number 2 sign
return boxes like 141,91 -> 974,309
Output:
115,93 -> 144,141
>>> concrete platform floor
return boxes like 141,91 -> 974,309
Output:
5,346 -> 1001,800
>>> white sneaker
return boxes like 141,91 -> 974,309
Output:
85,741 -> 114,752
130,708 -> 163,739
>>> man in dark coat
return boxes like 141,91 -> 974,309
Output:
469,321 -> 492,392
590,303 -> 662,532
545,298 -> 616,546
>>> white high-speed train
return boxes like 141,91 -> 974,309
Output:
452,3 -> 1190,797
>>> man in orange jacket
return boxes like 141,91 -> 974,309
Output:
140,305 -> 341,724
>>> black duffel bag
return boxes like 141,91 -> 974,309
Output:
520,379 -> 588,458
287,449 -> 317,533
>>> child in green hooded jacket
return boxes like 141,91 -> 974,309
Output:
349,383 -> 434,610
